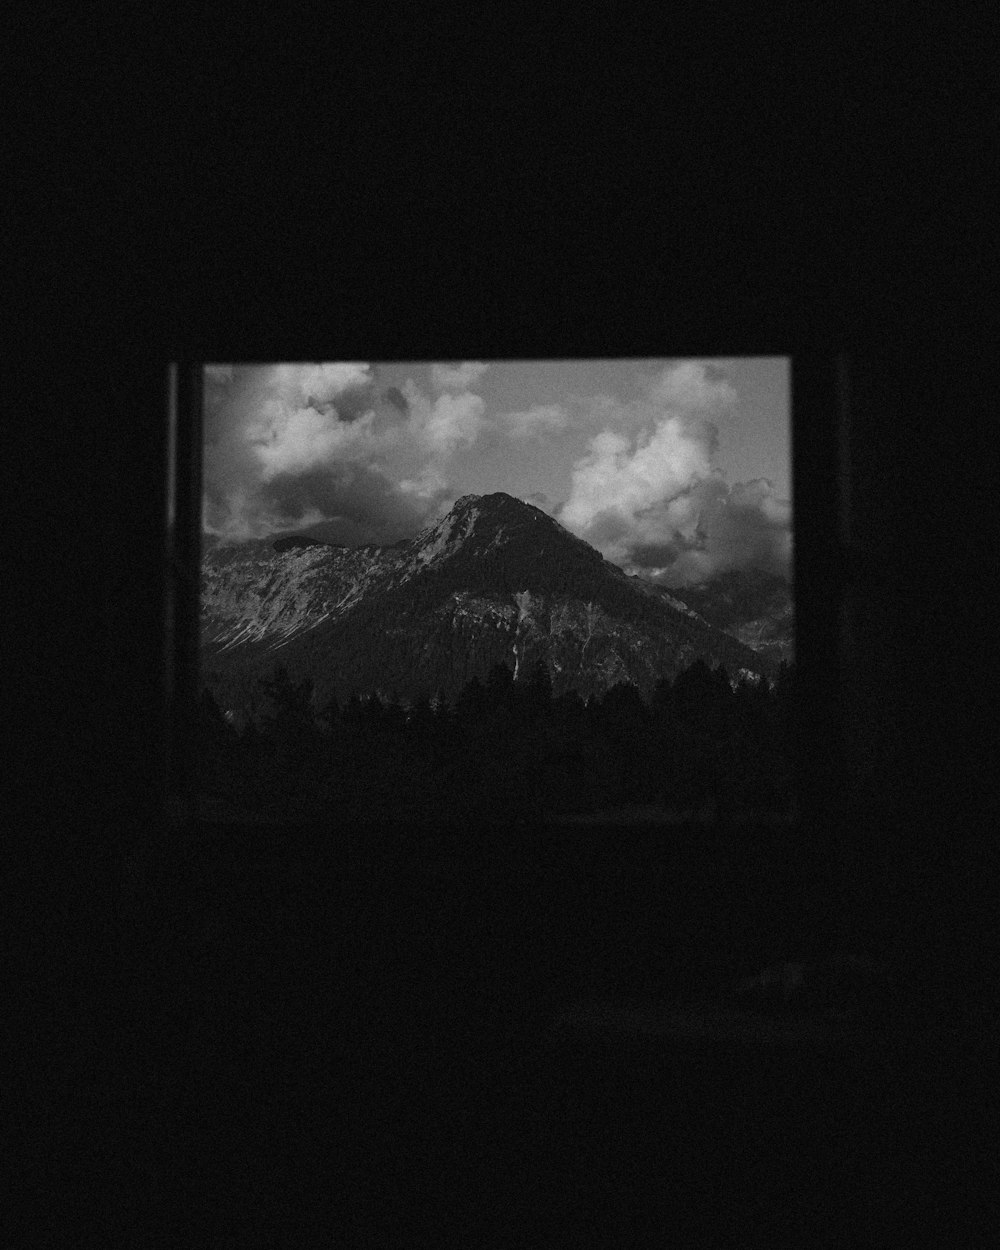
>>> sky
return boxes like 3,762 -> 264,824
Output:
202,358 -> 791,587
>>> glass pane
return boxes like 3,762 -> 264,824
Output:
197,358 -> 792,826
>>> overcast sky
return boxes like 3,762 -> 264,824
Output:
202,358 -> 790,587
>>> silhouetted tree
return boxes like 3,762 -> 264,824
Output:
365,691 -> 386,721
257,665 -> 317,741
455,673 -> 488,724
341,692 -> 364,730
248,665 -> 326,813
671,659 -> 722,734
733,673 -> 767,737
590,681 -> 648,804
553,687 -> 585,730
651,674 -> 673,718
525,658 -> 553,722
485,661 -> 515,719
197,686 -> 233,746
774,660 -> 795,700
195,687 -> 241,804
407,688 -> 435,743
316,692 -> 341,741
380,691 -> 407,741
599,679 -> 647,728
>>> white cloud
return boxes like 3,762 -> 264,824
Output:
203,362 -> 485,545
556,362 -> 791,585
430,361 -> 489,393
200,357 -> 790,578
497,403 -> 569,440
399,377 -> 488,463
425,390 -> 487,454
253,408 -> 378,480
269,362 -> 373,407
647,360 -> 737,411
560,418 -> 716,532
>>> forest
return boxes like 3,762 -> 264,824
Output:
195,656 -> 796,825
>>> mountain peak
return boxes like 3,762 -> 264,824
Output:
203,485 -> 788,702
451,491 -> 530,513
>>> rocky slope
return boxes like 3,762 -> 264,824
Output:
664,568 -> 794,668
201,493 -> 789,707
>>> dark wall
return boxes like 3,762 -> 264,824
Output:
17,20 -> 995,1249
25,359 -> 170,854
22,15 -> 988,861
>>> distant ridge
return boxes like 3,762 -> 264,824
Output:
271,534 -> 333,552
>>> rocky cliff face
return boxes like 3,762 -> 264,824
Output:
201,493 -> 791,706
664,568 -> 795,668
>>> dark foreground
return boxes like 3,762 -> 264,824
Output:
107,815 -> 996,1246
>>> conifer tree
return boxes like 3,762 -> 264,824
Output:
553,687 -> 585,730
197,686 -> 232,745
526,658 -> 553,721
380,691 -> 407,741
258,665 -> 316,735
317,692 -> 341,736
407,688 -> 434,738
455,673 -> 487,724
341,692 -> 364,733
485,661 -> 514,717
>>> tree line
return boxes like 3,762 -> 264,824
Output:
195,656 -> 797,824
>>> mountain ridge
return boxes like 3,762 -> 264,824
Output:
201,492 -> 792,707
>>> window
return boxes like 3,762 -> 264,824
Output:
163,355 -> 849,831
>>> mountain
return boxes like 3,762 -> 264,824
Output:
200,492 -> 787,709
663,568 -> 794,668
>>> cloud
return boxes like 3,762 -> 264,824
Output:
647,359 -> 737,411
430,361 -> 489,393
251,406 -> 378,480
269,362 -> 374,414
497,403 -> 569,440
202,362 -> 487,546
420,388 -> 487,455
201,357 -> 790,578
384,385 -> 408,414
559,419 -> 717,532
622,477 -> 793,584
556,361 -> 791,585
